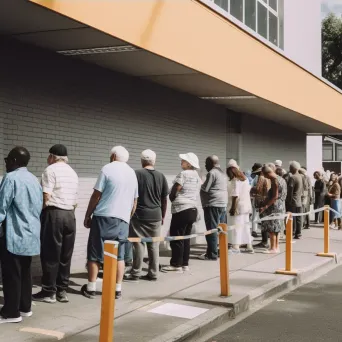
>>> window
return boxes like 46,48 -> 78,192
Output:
336,145 -> 342,161
245,0 -> 256,30
230,0 -> 243,21
268,11 -> 278,45
257,1 -> 268,39
323,142 -> 333,161
214,0 -> 228,12
269,0 -> 277,11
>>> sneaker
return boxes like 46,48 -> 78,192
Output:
197,253 -> 217,261
140,275 -> 157,281
57,290 -> 69,303
244,248 -> 255,254
123,274 -> 140,283
253,242 -> 269,249
228,248 -> 240,255
251,231 -> 258,238
115,291 -> 122,300
294,235 -> 302,240
20,311 -> 33,317
161,265 -> 183,272
182,266 -> 190,272
32,291 -> 56,304
0,315 -> 22,324
81,284 -> 95,299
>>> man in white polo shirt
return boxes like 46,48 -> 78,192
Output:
81,146 -> 138,300
33,144 -> 79,304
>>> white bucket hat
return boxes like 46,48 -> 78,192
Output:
179,152 -> 200,169
227,159 -> 240,170
275,160 -> 282,167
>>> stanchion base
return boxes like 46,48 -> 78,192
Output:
275,269 -> 298,276
317,252 -> 336,258
220,294 -> 232,298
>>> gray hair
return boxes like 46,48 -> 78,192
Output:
289,161 -> 301,170
111,146 -> 129,163
266,163 -> 276,171
51,154 -> 68,163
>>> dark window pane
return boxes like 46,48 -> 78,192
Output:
269,11 -> 278,45
230,0 -> 243,22
257,2 -> 268,39
214,0 -> 228,12
336,145 -> 342,161
245,0 -> 256,30
269,0 -> 277,11
323,143 -> 333,161
278,0 -> 284,49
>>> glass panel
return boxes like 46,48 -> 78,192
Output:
214,0 -> 228,12
245,0 -> 256,30
278,0 -> 284,49
269,0 -> 277,11
323,143 -> 333,161
230,0 -> 243,21
336,145 -> 342,161
257,2 -> 268,39
268,11 -> 278,45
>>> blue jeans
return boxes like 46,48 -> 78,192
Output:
203,207 -> 227,259
124,241 -> 133,266
330,199 -> 341,223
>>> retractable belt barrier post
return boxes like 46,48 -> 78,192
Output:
218,223 -> 230,297
317,205 -> 336,259
276,213 -> 298,276
99,241 -> 118,342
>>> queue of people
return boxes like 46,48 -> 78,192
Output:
0,144 -> 338,324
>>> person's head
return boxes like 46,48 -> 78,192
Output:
330,172 -> 337,183
275,160 -> 282,168
5,146 -> 30,173
141,149 -> 156,168
227,159 -> 246,181
179,152 -> 199,171
289,161 -> 301,174
266,163 -> 276,172
251,163 -> 262,177
205,155 -> 219,172
110,146 -> 129,163
262,165 -> 276,180
276,167 -> 285,177
314,171 -> 322,180
47,144 -> 68,165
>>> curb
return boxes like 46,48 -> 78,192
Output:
153,253 -> 341,342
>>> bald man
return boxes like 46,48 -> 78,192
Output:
199,156 -> 227,260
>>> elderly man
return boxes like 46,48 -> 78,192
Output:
286,161 -> 304,239
124,150 -> 169,282
0,147 -> 42,323
33,144 -> 78,304
198,156 -> 227,260
82,146 -> 138,300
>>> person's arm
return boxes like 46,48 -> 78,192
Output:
229,179 -> 239,216
286,177 -> 294,206
131,198 -> 138,218
41,168 -> 55,209
260,179 -> 278,213
84,190 -> 102,228
201,172 -> 214,193
169,183 -> 182,202
161,197 -> 167,225
0,177 -> 14,225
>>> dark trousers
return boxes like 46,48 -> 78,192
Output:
289,206 -> 302,236
0,237 -> 32,318
262,230 -> 269,245
40,208 -> 76,294
302,204 -> 310,228
170,208 -> 197,267
314,202 -> 324,223
203,207 -> 226,260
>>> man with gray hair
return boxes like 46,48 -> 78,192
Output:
286,161 -> 304,239
33,144 -> 78,304
82,146 -> 138,300
124,149 -> 169,282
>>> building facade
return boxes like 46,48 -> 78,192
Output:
0,0 -> 341,274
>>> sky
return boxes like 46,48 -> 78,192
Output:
321,0 -> 342,19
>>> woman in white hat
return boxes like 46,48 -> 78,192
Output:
163,153 -> 201,272
226,159 -> 254,254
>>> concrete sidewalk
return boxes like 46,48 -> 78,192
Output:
1,225 -> 342,342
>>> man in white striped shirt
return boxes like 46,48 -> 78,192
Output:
33,144 -> 78,304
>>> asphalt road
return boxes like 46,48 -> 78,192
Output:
208,265 -> 342,342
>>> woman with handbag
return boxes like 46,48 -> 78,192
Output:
226,160 -> 254,254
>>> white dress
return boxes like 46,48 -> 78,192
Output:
227,178 -> 253,245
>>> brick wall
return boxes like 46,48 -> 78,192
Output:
0,39 -> 227,274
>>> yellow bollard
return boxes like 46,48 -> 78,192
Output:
218,223 -> 230,297
99,241 -> 118,342
276,213 -> 298,276
317,205 -> 336,258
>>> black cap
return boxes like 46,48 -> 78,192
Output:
49,144 -> 68,157
252,163 -> 262,172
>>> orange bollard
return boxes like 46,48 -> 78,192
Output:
317,205 -> 336,258
218,223 -> 230,297
276,213 -> 298,276
99,241 -> 118,342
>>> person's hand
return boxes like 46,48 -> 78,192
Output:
259,207 -> 266,214
84,216 -> 92,229
162,218 -> 164,225
229,208 -> 236,216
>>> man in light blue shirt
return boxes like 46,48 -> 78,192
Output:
82,146 -> 138,300
0,147 -> 43,324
